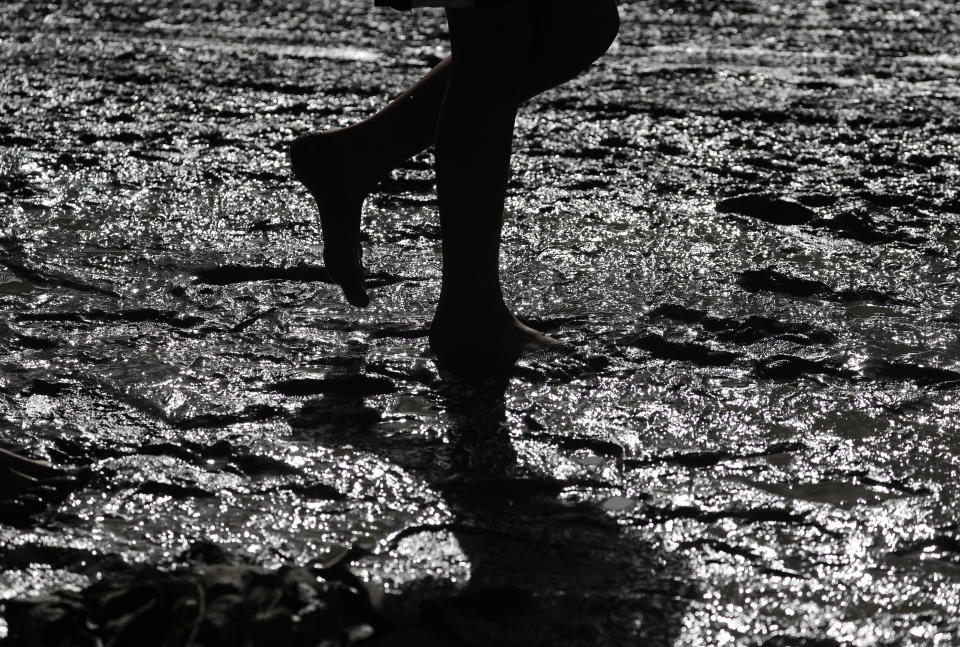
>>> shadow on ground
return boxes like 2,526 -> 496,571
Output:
2,365 -> 692,647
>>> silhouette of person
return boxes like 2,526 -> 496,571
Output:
290,1 -> 620,367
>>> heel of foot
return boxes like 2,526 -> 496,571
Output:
428,316 -> 558,370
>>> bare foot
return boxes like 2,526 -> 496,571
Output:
430,305 -> 559,369
290,132 -> 371,307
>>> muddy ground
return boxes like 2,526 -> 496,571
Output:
1,0 -> 959,645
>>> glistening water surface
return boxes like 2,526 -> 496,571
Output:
1,1 -> 959,645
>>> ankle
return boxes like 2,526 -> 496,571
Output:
429,305 -> 558,369
435,290 -> 510,320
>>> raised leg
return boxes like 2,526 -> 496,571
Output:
290,62 -> 453,306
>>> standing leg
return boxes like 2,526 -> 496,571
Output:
428,5 -> 555,366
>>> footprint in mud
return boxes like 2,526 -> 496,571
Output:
809,209 -> 895,244
176,404 -> 282,431
135,479 -> 215,500
810,205 -> 928,246
0,324 -> 59,351
718,192 -> 930,246
16,378 -> 72,396
0,129 -> 39,149
620,332 -> 738,367
643,500 -> 810,527
752,355 -> 960,387
736,269 -> 831,299
753,354 -> 853,381
0,252 -> 117,297
863,360 -> 960,388
649,304 -> 837,346
796,193 -> 839,208
141,439 -> 303,477
711,316 -> 835,346
716,194 -> 816,226
737,268 -> 894,304
647,303 -> 709,324
942,197 -> 960,215
369,323 -> 431,341
359,355 -> 438,390
861,191 -> 917,209
829,470 -> 932,498
511,348 -> 612,384
194,263 -> 332,285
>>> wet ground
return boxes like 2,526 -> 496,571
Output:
1,0 -> 960,644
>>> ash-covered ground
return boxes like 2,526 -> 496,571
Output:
1,1 -> 960,645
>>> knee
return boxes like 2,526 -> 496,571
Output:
550,0 -> 619,67
584,1 -> 620,61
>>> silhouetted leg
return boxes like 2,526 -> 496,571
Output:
290,0 -> 619,308
290,62 -> 452,307
299,0 -> 619,176
428,4 -> 557,366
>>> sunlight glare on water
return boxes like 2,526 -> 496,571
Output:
1,0 -> 960,644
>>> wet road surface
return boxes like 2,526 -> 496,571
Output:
1,0 -> 960,645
